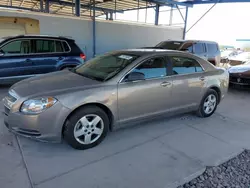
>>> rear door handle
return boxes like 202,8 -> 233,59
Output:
25,58 -> 31,62
58,57 -> 64,61
160,81 -> 171,87
199,76 -> 205,81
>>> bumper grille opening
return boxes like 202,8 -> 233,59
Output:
230,76 -> 250,84
12,127 -> 41,137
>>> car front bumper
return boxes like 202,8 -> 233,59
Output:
229,74 -> 250,86
3,101 -> 71,143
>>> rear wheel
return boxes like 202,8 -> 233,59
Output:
197,89 -> 218,118
63,106 -> 109,150
61,66 -> 75,70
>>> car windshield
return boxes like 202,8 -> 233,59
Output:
234,52 -> 250,61
221,50 -> 234,57
73,53 -> 139,81
155,41 -> 184,50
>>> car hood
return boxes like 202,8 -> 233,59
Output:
11,70 -> 101,97
229,64 -> 250,73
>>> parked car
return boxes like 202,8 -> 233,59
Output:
3,49 -> 229,150
143,40 -> 221,66
221,50 -> 238,59
0,35 -> 85,84
228,61 -> 250,86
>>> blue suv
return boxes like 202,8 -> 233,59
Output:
0,35 -> 85,84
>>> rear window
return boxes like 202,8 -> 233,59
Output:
207,43 -> 218,53
155,41 -> 184,50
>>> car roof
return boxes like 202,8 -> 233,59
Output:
159,40 -> 218,44
111,48 -> 188,56
0,35 -> 74,41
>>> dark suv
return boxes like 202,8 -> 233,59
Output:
147,40 -> 221,66
0,35 -> 85,83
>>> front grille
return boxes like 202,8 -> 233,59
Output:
230,76 -> 250,84
12,127 -> 41,136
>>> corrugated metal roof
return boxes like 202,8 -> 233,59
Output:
0,0 -> 248,18
0,0 -> 157,17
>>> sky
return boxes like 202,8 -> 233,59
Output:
109,2 -> 250,46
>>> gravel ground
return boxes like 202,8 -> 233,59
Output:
178,150 -> 250,188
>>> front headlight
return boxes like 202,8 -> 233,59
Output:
20,97 -> 57,114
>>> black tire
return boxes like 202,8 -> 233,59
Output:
63,106 -> 109,150
197,89 -> 218,118
61,66 -> 75,70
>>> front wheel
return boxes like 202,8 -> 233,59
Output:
197,89 -> 218,118
63,106 -> 109,150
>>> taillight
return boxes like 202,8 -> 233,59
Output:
80,53 -> 86,60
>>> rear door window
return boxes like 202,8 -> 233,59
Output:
170,56 -> 203,75
193,43 -> 205,54
207,43 -> 218,53
35,39 -> 55,53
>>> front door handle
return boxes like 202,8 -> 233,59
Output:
160,81 -> 171,87
199,76 -> 205,81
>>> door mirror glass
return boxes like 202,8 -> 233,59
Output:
0,50 -> 4,56
127,72 -> 145,82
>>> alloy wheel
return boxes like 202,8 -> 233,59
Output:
203,94 -> 217,115
73,114 -> 104,145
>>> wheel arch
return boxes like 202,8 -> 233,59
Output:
208,85 -> 221,103
62,103 -> 114,137
59,64 -> 78,70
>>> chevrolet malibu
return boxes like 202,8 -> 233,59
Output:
3,49 -> 229,150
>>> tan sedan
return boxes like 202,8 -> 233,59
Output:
3,49 -> 229,149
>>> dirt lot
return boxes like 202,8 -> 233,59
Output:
1,86 -> 250,188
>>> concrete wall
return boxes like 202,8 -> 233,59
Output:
0,16 -> 40,34
0,10 -> 183,59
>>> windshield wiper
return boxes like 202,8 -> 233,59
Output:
82,73 -> 103,82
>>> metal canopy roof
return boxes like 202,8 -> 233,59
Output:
179,0 -> 250,5
0,0 -> 249,57
0,0 -> 249,18
0,0 -> 157,17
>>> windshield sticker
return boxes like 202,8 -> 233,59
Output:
118,55 -> 134,60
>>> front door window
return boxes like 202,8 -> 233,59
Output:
1,40 -> 31,55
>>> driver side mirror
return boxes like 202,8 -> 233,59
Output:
126,72 -> 145,82
0,50 -> 4,56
